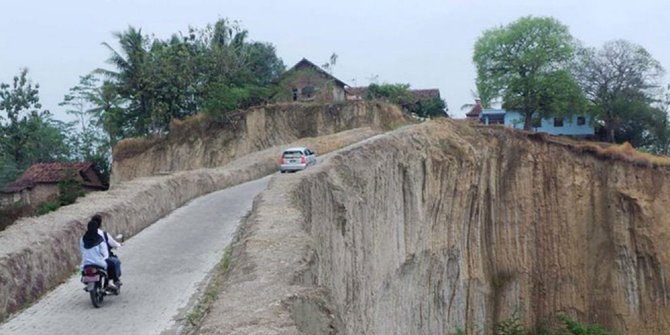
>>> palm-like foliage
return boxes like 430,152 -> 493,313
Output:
87,19 -> 284,140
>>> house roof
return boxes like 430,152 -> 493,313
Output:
0,162 -> 104,193
279,58 -> 349,88
466,100 -> 482,117
480,109 -> 507,115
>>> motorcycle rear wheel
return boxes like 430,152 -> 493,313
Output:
90,283 -> 104,308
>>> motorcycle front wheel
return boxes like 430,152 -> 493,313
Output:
90,283 -> 104,308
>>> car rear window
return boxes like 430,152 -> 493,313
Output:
282,151 -> 303,158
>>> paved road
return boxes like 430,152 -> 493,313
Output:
0,176 -> 271,335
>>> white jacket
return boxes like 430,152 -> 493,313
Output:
79,238 -> 108,270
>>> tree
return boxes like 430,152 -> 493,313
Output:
366,83 -> 447,118
96,19 -> 285,135
99,26 -> 154,136
573,40 -> 665,143
0,69 -> 70,185
321,53 -> 338,74
474,16 -> 585,130
60,74 -> 114,183
367,83 -> 414,104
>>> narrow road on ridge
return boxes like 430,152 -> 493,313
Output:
0,176 -> 271,335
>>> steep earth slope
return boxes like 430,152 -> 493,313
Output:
199,119 -> 670,334
111,101 -> 404,184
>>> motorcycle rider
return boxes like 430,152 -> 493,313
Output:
90,214 -> 122,287
79,220 -> 108,281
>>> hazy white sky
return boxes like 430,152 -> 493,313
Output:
1,0 -> 668,120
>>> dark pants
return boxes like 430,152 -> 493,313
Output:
105,256 -> 122,281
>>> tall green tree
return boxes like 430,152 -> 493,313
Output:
98,26 -> 155,136
96,19 -> 284,136
474,16 -> 585,130
573,39 -> 665,143
0,69 -> 70,185
60,74 -> 114,183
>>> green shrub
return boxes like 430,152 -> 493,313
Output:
557,315 -> 617,335
493,315 -> 528,335
453,315 -> 616,335
37,201 -> 61,215
58,179 -> 84,206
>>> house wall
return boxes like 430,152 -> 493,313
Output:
0,184 -> 59,210
27,184 -> 59,206
0,192 -> 24,207
481,110 -> 594,136
276,68 -> 346,103
332,85 -> 346,102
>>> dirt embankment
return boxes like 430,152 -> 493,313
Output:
0,103 -> 404,321
111,101 -> 404,185
199,119 -> 670,334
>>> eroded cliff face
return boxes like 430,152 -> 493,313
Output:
295,120 -> 670,334
111,102 -> 404,184
200,119 -> 670,334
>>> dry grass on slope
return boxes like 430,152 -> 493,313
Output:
531,133 -> 670,168
468,122 -> 670,169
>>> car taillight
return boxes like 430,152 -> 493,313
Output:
300,155 -> 306,164
280,157 -> 285,164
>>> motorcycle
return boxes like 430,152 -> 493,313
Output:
81,265 -> 119,308
80,234 -> 123,308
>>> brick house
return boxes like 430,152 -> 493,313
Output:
0,162 -> 107,209
274,58 -> 348,103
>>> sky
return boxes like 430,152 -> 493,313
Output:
1,0 -> 668,121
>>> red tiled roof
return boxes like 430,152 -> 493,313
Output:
1,162 -> 96,193
466,100 -> 483,117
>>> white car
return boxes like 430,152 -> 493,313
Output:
280,147 -> 316,173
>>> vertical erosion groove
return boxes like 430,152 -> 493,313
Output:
298,121 -> 670,334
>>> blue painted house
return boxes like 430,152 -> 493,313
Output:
467,100 -> 594,137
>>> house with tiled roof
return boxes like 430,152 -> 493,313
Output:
274,58 -> 349,103
0,162 -> 106,209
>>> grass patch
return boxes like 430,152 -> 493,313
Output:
453,314 -> 619,335
499,128 -> 670,168
185,246 -> 233,328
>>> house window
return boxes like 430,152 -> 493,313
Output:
554,117 -> 564,127
292,88 -> 298,101
577,116 -> 586,126
488,114 -> 505,125
302,86 -> 315,99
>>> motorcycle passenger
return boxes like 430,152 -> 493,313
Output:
80,220 -> 108,278
91,214 -> 122,287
